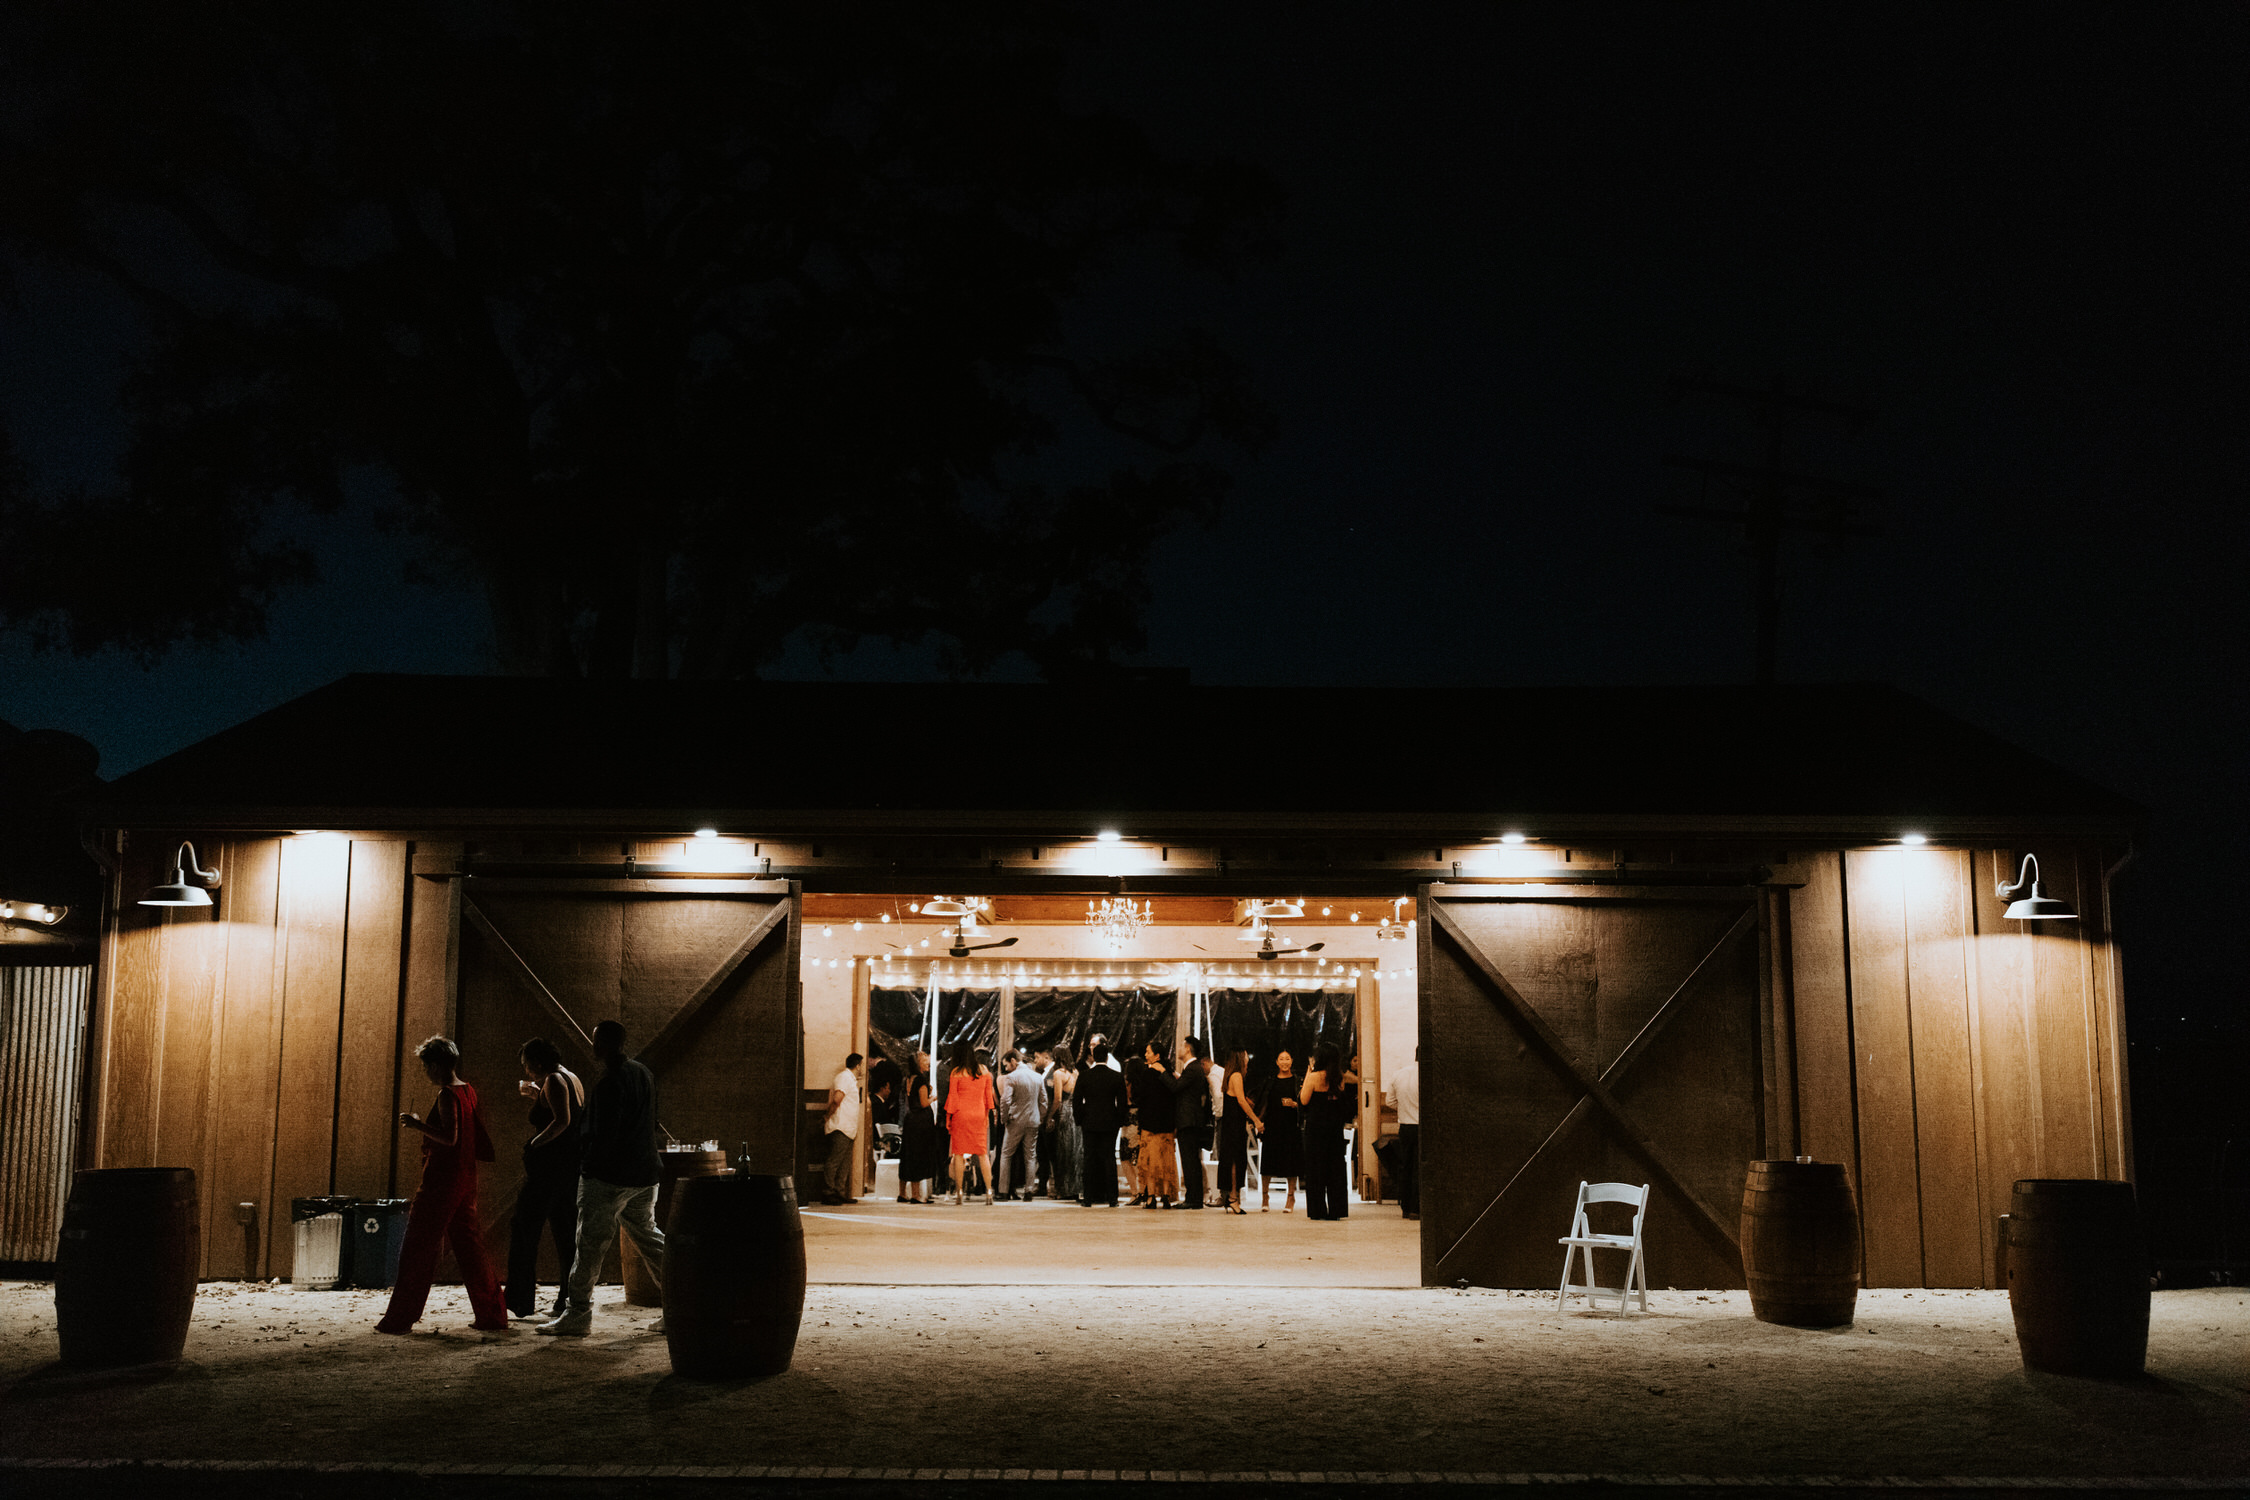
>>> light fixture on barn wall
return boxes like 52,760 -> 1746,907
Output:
1,899 -> 68,925
1996,854 -> 2075,920
140,842 -> 222,907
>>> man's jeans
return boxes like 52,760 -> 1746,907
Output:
997,1119 -> 1039,1195
562,1174 -> 664,1312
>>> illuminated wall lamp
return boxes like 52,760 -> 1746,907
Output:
1,899 -> 69,925
1995,854 -> 2075,920
140,842 -> 222,907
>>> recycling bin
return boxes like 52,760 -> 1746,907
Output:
350,1199 -> 410,1289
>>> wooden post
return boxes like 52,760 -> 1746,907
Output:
1358,972 -> 1381,1202
851,957 -> 871,1200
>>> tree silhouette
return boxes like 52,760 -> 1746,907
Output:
0,3 -> 1276,676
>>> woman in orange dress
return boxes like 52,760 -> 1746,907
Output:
942,1040 -> 997,1206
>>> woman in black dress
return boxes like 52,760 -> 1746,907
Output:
897,1049 -> 944,1203
1300,1042 -> 1353,1221
1258,1048 -> 1305,1212
1215,1049 -> 1262,1214
504,1036 -> 583,1320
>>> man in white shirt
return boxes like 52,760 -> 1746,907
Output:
1387,1048 -> 1421,1220
821,1052 -> 864,1205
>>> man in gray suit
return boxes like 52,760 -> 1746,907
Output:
994,1049 -> 1044,1200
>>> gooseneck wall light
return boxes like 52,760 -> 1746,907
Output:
140,842 -> 223,907
1995,853 -> 2076,920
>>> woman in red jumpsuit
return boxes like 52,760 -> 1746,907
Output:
376,1036 -> 507,1334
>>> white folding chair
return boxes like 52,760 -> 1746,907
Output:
1555,1180 -> 1651,1316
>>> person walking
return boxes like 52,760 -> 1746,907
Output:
1072,1042 -> 1128,1206
944,1040 -> 998,1205
1387,1047 -> 1421,1220
539,1020 -> 665,1338
1300,1043 -> 1353,1221
821,1051 -> 865,1205
1127,1041 -> 1179,1209
376,1036 -> 506,1334
503,1037 -> 583,1321
995,1050 -> 1044,1200
1167,1036 -> 1214,1210
1215,1049 -> 1262,1214
1047,1047 -> 1082,1201
1258,1049 -> 1304,1212
896,1050 -> 944,1204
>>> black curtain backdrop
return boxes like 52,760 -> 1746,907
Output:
1012,986 -> 1179,1071
871,986 -> 1002,1093
1205,988 -> 1356,1110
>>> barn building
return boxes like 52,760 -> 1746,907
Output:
44,674 -> 2140,1290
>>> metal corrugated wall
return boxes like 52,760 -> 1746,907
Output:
0,964 -> 90,1261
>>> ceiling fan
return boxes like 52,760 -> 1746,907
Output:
943,926 -> 1019,959
1250,930 -> 1323,962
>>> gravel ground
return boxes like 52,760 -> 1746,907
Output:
1,1281 -> 2243,1480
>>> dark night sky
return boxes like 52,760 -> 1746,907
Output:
3,8 -> 2244,1054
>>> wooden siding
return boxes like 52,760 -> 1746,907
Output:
90,834 -> 802,1280
1785,845 -> 2127,1288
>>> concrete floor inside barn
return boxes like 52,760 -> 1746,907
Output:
1,1197 -> 2245,1486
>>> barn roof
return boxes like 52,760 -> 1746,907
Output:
90,673 -> 2141,837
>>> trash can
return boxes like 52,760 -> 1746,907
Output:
350,1200 -> 410,1289
290,1196 -> 355,1289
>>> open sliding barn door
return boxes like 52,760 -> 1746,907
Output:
453,877 -> 803,1218
1417,883 -> 1768,1289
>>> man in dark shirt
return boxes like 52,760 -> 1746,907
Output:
1167,1036 -> 1214,1210
1071,1042 -> 1130,1206
540,1019 -> 664,1338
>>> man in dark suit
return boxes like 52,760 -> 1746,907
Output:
1071,1042 -> 1131,1206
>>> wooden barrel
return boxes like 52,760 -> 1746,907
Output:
1740,1158 -> 1861,1327
2006,1178 -> 2148,1378
55,1168 -> 200,1368
663,1172 -> 807,1380
622,1148 -> 732,1305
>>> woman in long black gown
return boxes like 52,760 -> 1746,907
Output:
1215,1049 -> 1262,1214
896,1050 -> 945,1203
1258,1048 -> 1305,1212
1300,1042 -> 1353,1221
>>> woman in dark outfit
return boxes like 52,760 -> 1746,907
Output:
1215,1049 -> 1262,1214
504,1036 -> 584,1320
1300,1042 -> 1353,1221
1258,1048 -> 1305,1212
897,1050 -> 945,1203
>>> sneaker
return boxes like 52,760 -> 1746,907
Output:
511,1309 -> 553,1324
648,1317 -> 666,1335
537,1310 -> 592,1337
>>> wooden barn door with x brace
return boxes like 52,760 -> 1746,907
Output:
441,876 -> 802,1274
1417,883 -> 1772,1289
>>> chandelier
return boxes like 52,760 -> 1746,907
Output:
1085,896 -> 1152,951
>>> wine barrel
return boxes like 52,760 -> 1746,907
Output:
622,1148 -> 732,1305
663,1172 -> 807,1380
2006,1178 -> 2148,1378
55,1168 -> 200,1368
1740,1158 -> 1861,1327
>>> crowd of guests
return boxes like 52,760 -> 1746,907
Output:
856,1034 -> 1367,1217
